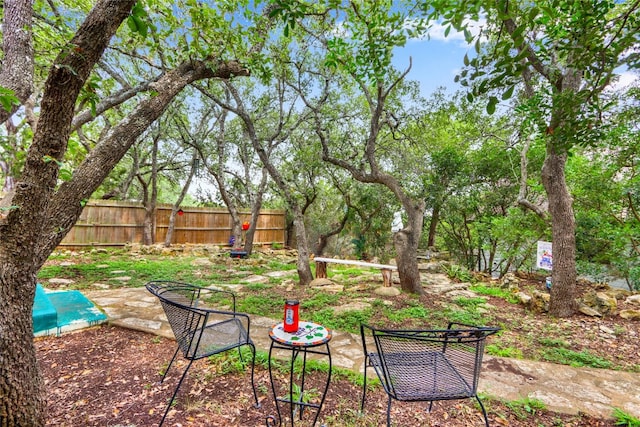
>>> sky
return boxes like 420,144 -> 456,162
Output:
390,20 -> 483,97
393,37 -> 468,97
392,20 -> 638,99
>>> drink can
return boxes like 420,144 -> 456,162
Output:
283,299 -> 299,333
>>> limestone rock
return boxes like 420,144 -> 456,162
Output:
417,261 -> 443,274
191,257 -> 213,266
333,301 -> 372,314
244,274 -> 269,284
619,309 -> 640,321
309,278 -> 334,287
528,290 -> 550,313
500,272 -> 520,291
578,304 -> 602,317
374,286 -> 401,297
265,270 -> 293,278
626,294 -> 640,305
582,291 -> 617,316
516,291 -> 532,305
313,284 -> 344,293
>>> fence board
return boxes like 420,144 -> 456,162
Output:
59,200 -> 285,249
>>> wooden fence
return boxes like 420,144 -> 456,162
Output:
59,200 -> 286,249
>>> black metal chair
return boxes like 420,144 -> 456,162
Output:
146,281 -> 260,426
360,322 -> 499,427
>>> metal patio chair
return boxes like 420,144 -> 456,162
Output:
360,322 -> 499,427
146,281 -> 260,426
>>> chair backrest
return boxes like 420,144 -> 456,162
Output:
363,323 -> 499,399
147,281 -> 208,358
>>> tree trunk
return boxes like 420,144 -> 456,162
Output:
292,206 -> 314,285
0,3 -> 137,425
0,267 -> 45,426
243,168 -> 269,255
0,0 -> 34,125
165,152 -> 198,247
142,136 -> 159,245
542,150 -> 577,317
427,204 -> 440,248
1,7 -> 252,427
393,203 -> 425,294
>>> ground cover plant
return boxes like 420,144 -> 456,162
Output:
35,247 -> 640,425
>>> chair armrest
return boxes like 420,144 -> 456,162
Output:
446,322 -> 500,339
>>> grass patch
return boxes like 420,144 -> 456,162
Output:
237,295 -> 283,317
503,396 -> 547,420
453,296 -> 487,308
486,344 -> 523,358
38,257 -> 212,288
302,292 -> 341,310
613,408 -> 640,426
541,347 -> 613,369
311,308 -> 372,333
385,305 -> 430,322
470,284 -> 519,304
538,337 -> 570,348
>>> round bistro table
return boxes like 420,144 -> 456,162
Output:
268,321 -> 332,427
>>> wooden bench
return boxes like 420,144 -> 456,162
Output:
313,257 -> 398,287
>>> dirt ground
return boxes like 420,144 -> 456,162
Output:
36,325 -> 620,427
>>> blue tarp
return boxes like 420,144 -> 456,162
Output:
32,284 -> 107,337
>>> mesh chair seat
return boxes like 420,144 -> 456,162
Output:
361,323 -> 499,427
368,350 -> 475,401
146,281 -> 259,427
184,317 -> 250,359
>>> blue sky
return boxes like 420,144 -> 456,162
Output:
394,20 -> 638,98
390,20 -> 484,97
393,39 -> 467,96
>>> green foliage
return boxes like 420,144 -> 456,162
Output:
537,338 -> 570,349
442,264 -> 474,282
126,2 -> 150,37
237,295 -> 282,317
311,308 -> 371,334
0,86 -> 20,112
541,348 -> 613,369
384,305 -> 430,322
486,344 -> 523,359
453,296 -> 487,308
613,408 -> 640,427
432,304 -> 490,327
504,396 -> 547,420
302,292 -> 341,311
207,347 -> 255,375
470,284 -> 519,304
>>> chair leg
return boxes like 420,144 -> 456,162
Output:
248,343 -> 260,408
385,394 -> 392,427
360,359 -> 368,411
475,395 -> 490,427
159,358 -> 195,427
160,346 -> 181,384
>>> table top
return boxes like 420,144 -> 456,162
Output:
269,321 -> 332,347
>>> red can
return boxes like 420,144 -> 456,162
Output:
283,299 -> 300,333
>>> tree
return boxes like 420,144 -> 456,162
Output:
273,0 -> 430,293
192,84 -> 271,255
0,1 -> 271,423
427,0 -> 640,316
209,68 -> 317,283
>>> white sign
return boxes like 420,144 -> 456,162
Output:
536,241 -> 553,271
